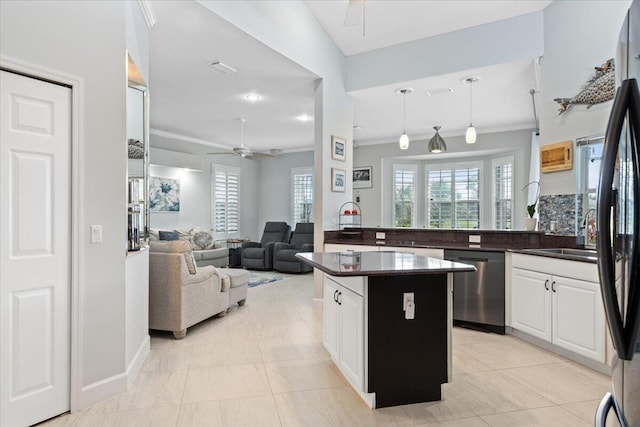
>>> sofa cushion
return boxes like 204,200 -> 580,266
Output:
191,228 -> 215,250
159,230 -> 180,241
149,240 -> 196,274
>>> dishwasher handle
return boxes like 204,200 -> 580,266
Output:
454,257 -> 489,263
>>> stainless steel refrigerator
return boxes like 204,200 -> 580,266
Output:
595,1 -> 640,425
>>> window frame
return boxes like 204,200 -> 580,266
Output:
291,167 -> 314,225
211,164 -> 241,239
492,155 -> 514,230
392,163 -> 417,228
425,161 -> 483,229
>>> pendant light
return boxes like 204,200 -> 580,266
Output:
396,88 -> 413,150
428,126 -> 447,153
463,77 -> 479,144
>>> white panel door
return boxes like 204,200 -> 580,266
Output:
338,285 -> 364,391
511,268 -> 551,341
1,71 -> 71,426
552,276 -> 605,362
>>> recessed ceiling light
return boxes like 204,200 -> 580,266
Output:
208,61 -> 237,74
295,113 -> 313,122
245,93 -> 262,102
425,88 -> 454,96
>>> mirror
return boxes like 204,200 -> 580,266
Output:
127,54 -> 149,250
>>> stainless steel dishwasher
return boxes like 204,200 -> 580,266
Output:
444,250 -> 505,334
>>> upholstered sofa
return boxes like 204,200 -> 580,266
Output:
150,228 -> 228,268
148,240 -> 229,339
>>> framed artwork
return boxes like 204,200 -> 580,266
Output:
149,177 -> 180,212
331,135 -> 346,161
353,166 -> 372,189
331,168 -> 346,192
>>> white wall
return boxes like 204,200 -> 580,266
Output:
538,0 -> 631,196
258,151 -> 314,234
1,0 -> 129,409
353,129 -> 533,229
148,165 -> 211,230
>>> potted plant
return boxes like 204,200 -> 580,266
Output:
522,180 -> 540,231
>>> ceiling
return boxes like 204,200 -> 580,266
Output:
148,0 -> 549,155
149,1 -> 318,154
304,0 -> 551,56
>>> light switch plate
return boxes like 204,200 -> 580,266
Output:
469,235 -> 481,243
90,225 -> 102,243
376,232 -> 386,239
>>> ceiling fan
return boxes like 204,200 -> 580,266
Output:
207,118 -> 276,160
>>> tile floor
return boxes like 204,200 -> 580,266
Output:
42,273 -> 614,427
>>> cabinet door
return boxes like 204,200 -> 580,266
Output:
511,268 -> 552,341
338,285 -> 364,391
552,276 -> 605,362
323,278 -> 340,361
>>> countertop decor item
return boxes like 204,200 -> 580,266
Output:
522,180 -> 540,231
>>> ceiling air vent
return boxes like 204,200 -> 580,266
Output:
208,61 -> 237,74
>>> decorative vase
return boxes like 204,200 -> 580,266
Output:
525,217 -> 537,231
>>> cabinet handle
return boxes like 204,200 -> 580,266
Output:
333,289 -> 339,303
337,291 -> 342,305
544,279 -> 549,291
551,281 -> 556,293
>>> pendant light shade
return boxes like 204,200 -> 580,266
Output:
466,125 -> 477,144
396,88 -> 413,150
464,77 -> 479,144
428,126 -> 447,153
399,132 -> 410,150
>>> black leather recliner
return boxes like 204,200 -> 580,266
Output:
273,223 -> 314,273
241,222 -> 291,270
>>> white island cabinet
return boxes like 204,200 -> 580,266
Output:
511,253 -> 605,362
297,251 -> 475,408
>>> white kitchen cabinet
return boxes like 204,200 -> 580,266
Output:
323,275 -> 365,391
511,254 -> 605,362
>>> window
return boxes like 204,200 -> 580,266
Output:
212,165 -> 240,238
291,167 -> 313,224
393,164 -> 416,227
492,156 -> 514,230
426,163 -> 481,229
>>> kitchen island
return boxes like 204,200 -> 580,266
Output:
296,251 -> 476,408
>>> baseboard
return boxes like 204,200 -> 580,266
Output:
126,335 -> 150,387
76,371 -> 127,411
510,329 -> 611,375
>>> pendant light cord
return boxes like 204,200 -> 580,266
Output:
469,80 -> 473,125
403,91 -> 407,133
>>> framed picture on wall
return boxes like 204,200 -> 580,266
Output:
331,168 -> 346,192
353,166 -> 372,189
331,135 -> 346,161
149,177 -> 180,212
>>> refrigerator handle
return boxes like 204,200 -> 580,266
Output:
595,392 -> 623,427
624,78 -> 640,360
597,80 -> 630,359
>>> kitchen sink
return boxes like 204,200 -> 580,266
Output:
521,248 -> 598,260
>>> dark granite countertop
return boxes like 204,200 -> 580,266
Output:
296,251 -> 477,277
324,240 -> 513,252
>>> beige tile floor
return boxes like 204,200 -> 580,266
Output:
41,272 -> 614,427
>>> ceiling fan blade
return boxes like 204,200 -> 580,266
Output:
206,151 -> 235,155
344,0 -> 364,27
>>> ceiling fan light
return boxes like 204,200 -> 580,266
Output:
399,132 -> 410,150
466,125 -> 477,144
428,126 -> 447,153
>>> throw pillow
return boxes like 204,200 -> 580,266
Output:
159,230 -> 180,241
191,229 -> 215,250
